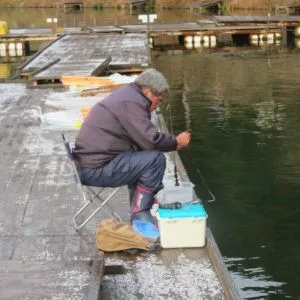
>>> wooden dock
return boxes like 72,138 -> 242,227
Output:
148,22 -> 281,36
0,29 -> 57,61
19,33 -> 148,85
214,15 -> 300,26
6,15 -> 300,79
64,22 -> 284,37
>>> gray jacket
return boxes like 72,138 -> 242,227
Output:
74,83 -> 177,168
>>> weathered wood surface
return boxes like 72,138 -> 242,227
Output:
91,56 -> 111,76
0,28 -> 56,42
19,33 -> 148,80
9,28 -> 54,36
32,59 -> 109,79
64,22 -> 287,35
30,58 -> 61,76
0,84 -> 110,300
122,22 -> 202,33
81,26 -> 125,33
118,22 -> 281,37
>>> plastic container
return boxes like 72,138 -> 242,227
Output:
132,220 -> 160,241
162,182 -> 195,205
0,64 -> 10,79
0,21 -> 8,35
157,204 -> 207,248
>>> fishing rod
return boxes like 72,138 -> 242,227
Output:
166,103 -> 180,187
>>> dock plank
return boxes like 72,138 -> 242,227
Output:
9,28 -> 54,36
35,59 -> 109,78
0,260 -> 94,300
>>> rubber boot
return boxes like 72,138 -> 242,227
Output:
130,184 -> 157,227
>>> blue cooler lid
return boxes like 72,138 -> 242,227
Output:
132,220 -> 160,240
158,204 -> 208,219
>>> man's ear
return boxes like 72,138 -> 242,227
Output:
143,87 -> 152,100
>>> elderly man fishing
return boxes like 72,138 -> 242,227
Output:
74,68 -> 191,226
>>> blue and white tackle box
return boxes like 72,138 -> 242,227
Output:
157,203 -> 208,248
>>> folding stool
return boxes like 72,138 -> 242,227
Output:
62,132 -> 122,230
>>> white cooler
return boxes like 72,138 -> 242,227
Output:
157,204 -> 208,248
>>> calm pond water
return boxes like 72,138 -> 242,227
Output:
1,7 -> 300,300
156,49 -> 300,299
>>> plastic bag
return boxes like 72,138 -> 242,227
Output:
41,109 -> 86,131
44,92 -> 108,110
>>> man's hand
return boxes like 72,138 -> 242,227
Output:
176,131 -> 191,150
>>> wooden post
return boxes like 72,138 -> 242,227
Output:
281,26 -> 287,47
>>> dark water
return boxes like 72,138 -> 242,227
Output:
1,7 -> 300,299
155,49 -> 300,299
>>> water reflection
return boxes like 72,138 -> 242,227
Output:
253,101 -> 285,134
225,257 -> 286,299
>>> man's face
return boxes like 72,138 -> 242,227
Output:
146,89 -> 165,112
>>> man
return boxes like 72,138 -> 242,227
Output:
74,68 -> 191,226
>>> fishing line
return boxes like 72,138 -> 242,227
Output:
181,73 -> 216,203
196,168 -> 216,203
163,90 -> 216,203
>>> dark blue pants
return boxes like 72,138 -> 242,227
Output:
79,150 -> 166,193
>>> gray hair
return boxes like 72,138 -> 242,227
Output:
134,68 -> 169,96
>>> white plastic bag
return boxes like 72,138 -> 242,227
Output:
44,93 -> 108,110
41,110 -> 85,131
